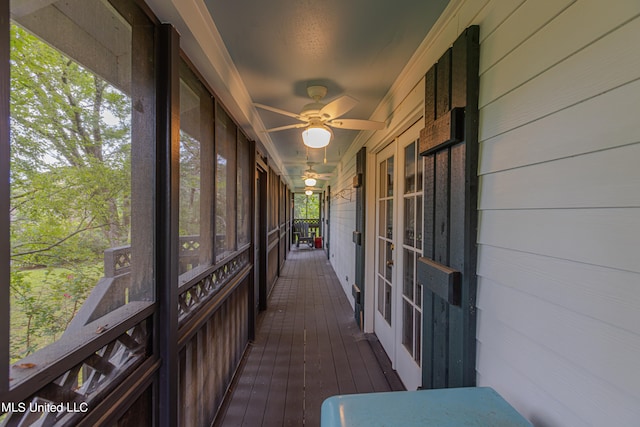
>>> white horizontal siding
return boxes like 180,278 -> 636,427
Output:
479,0 -> 640,110
332,0 -> 640,423
477,277 -> 640,402
477,308 -> 640,426
478,208 -> 640,272
473,0 -> 640,425
480,143 -> 640,209
476,341 -> 587,426
478,245 -> 640,336
479,78 -> 640,174
481,14 -> 640,140
328,157 -> 358,303
478,0 -> 575,75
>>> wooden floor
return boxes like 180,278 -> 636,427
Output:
214,246 -> 404,427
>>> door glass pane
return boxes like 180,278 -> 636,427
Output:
378,240 -> 386,277
378,200 -> 386,237
402,300 -> 413,351
403,250 -> 414,298
386,156 -> 394,197
416,195 -> 423,250
385,283 -> 392,324
385,241 -> 393,281
404,197 -> 415,246
405,142 -> 415,194
379,160 -> 386,198
415,311 -> 422,364
386,199 -> 393,239
377,276 -> 385,315
417,151 -> 424,192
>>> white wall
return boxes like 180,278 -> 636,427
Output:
327,157 -> 358,306
473,0 -> 640,425
333,0 -> 640,425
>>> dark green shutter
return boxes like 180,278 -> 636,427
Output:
419,25 -> 479,389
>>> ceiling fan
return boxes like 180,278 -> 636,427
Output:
301,162 -> 330,180
254,85 -> 386,148
303,186 -> 322,195
300,162 -> 331,187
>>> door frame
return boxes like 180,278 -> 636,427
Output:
372,141 -> 398,362
370,121 -> 424,389
392,121 -> 424,390
363,91 -> 425,334
255,163 -> 268,312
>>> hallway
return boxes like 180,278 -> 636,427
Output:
215,246 -> 404,426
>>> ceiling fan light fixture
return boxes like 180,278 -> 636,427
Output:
302,124 -> 332,148
305,189 -> 313,196
304,177 -> 317,187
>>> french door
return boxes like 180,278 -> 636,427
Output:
374,142 -> 396,357
374,122 -> 423,390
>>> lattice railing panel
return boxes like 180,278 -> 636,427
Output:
104,246 -> 132,277
1,318 -> 150,426
178,249 -> 250,324
179,236 -> 200,254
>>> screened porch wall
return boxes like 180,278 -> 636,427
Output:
0,1 -> 292,425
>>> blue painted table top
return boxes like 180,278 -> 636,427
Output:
320,387 -> 532,427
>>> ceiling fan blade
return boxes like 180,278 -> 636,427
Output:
328,118 -> 386,131
320,95 -> 358,120
254,103 -> 303,120
265,123 -> 307,132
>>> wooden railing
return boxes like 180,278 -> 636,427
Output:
178,246 -> 250,326
176,244 -> 251,425
3,302 -> 154,426
293,219 -> 320,235
3,239 -> 252,426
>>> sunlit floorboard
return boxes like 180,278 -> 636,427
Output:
214,246 -> 403,427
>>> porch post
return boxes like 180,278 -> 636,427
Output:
0,0 -> 9,393
155,23 -> 180,427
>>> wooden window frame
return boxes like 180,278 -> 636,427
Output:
1,1 -> 164,423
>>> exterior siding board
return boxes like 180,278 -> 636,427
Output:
473,1 -> 640,425
329,156 -> 358,305
480,13 -> 640,140
479,79 -> 640,176
477,245 -> 640,334
328,0 -> 640,424
479,0 -> 640,105
477,0 -> 575,75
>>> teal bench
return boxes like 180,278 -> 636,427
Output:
321,387 -> 532,427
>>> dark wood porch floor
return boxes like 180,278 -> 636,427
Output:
214,246 -> 404,426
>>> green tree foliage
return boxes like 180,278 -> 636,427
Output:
294,193 -> 320,219
179,131 -> 201,236
9,24 -> 131,360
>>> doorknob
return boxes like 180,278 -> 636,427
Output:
387,260 -> 394,267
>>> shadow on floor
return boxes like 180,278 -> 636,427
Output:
214,247 -> 404,427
